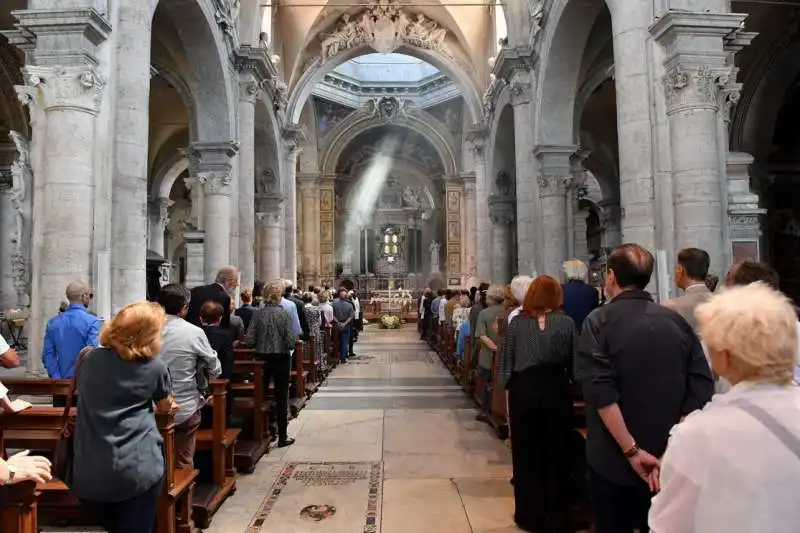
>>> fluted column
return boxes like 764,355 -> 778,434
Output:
652,12 -> 746,270
488,196 -> 515,283
148,198 -> 173,257
509,69 -> 537,276
237,75 -> 259,289
282,126 -> 304,283
462,174 -> 477,278
11,7 -> 110,373
298,175 -> 320,284
256,200 -> 284,282
534,146 -> 573,277
467,127 -> 490,280
186,142 -> 238,281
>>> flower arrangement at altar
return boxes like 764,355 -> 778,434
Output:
380,314 -> 401,329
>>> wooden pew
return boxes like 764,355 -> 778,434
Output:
303,336 -> 322,394
460,336 -> 473,392
0,481 -> 38,533
229,349 -> 271,474
487,317 -> 509,439
0,405 -> 197,533
288,341 -> 309,417
192,379 -> 239,529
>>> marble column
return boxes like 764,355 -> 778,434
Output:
148,198 -> 173,257
298,175 -> 320,284
187,142 -> 238,282
509,69 -> 538,276
462,174 -> 477,278
256,200 -> 284,282
183,232 -> 205,288
237,75 -> 259,290
488,196 -> 515,283
282,126 -> 304,283
652,12 -> 746,271
534,147 -> 573,277
467,127 -> 490,281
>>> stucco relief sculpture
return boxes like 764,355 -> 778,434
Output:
214,0 -> 241,46
482,73 -> 506,120
402,186 -> 421,209
256,169 -> 280,197
8,131 -> 32,307
529,0 -> 545,40
319,0 -> 452,61
368,96 -> 412,123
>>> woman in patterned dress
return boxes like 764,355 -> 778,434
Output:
303,293 -> 324,368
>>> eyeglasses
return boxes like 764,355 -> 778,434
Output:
85,293 -> 94,299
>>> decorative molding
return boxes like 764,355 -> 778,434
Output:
8,130 -> 31,307
367,96 -> 413,123
481,74 -> 507,121
19,65 -> 106,114
319,0 -> 452,61
256,210 -> 283,227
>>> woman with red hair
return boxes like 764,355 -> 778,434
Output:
499,275 -> 578,533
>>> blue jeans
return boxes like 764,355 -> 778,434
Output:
479,367 -> 492,413
338,324 -> 351,362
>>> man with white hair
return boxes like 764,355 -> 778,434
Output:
186,266 -> 238,328
507,276 -> 533,323
562,259 -> 599,331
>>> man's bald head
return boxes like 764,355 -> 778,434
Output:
66,281 -> 91,304
607,243 -> 654,291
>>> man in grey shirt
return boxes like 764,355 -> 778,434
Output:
157,284 -> 221,468
332,288 -> 355,363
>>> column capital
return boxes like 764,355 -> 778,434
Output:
19,64 -> 106,114
239,77 -> 264,104
488,195 -> 515,225
537,175 -> 571,197
533,144 -> 577,175
282,124 -> 306,157
460,172 -> 476,189
184,141 -> 239,196
235,44 -> 278,82
466,126 -> 489,157
198,171 -> 233,196
256,193 -> 284,212
256,210 -> 283,228
297,174 -> 320,193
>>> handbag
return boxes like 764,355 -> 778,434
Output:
53,347 -> 90,484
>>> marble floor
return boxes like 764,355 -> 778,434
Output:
207,326 -> 516,533
40,326 -> 517,532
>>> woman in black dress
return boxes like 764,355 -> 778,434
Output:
499,275 -> 577,533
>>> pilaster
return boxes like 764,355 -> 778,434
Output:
444,176 -> 463,286
318,176 -> 336,285
298,174 -> 321,284
183,231 -> 205,289
461,173 -> 477,279
282,125 -> 305,282
466,125 -> 490,281
488,195 -> 515,284
256,196 -> 284,282
148,198 -> 174,257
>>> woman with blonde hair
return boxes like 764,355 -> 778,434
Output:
650,282 -> 800,532
71,301 -> 177,533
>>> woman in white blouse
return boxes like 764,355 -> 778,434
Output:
649,281 -> 800,533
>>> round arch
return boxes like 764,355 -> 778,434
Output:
150,152 -> 189,200
534,0 -> 611,146
151,0 -> 236,142
255,96 -> 286,189
321,113 -> 458,177
287,44 -> 483,126
487,85 -> 513,181
573,58 -> 614,141
152,62 -> 198,142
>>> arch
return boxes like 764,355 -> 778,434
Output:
534,0 -> 610,146
287,44 -> 482,126
151,62 -> 198,142
255,96 -> 286,188
321,111 -> 458,177
150,152 -> 189,200
151,0 -> 236,142
486,85 -> 513,181
573,58 -> 614,141
0,42 -> 27,136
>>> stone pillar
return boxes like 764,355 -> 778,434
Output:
282,126 -> 304,283
488,196 -> 515,283
237,75 -> 259,290
148,198 -> 173,257
186,142 -> 238,282
318,177 -> 336,285
509,69 -> 538,276
534,146 -> 573,277
599,199 -> 622,250
297,175 -> 320,285
462,174 -> 477,278
573,208 -> 591,264
183,232 -> 205,289
256,200 -> 284,282
652,12 -> 746,271
466,127 -> 490,281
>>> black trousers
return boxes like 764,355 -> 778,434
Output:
508,366 -> 573,533
82,476 -> 163,533
259,353 -> 291,441
590,468 -> 651,533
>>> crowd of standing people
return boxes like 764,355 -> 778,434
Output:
418,244 -> 800,533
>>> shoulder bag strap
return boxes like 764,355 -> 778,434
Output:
58,348 -> 90,433
735,399 -> 800,460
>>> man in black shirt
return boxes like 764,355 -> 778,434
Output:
575,243 -> 714,533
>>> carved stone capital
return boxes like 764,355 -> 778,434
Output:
183,141 -> 239,183
256,210 -> 283,228
537,175 -> 570,196
466,126 -> 489,158
298,176 -> 320,194
239,78 -> 263,104
509,79 -> 532,106
663,64 -> 728,112
20,65 -> 106,114
282,125 -> 306,157
198,172 -> 233,196
487,195 -> 515,225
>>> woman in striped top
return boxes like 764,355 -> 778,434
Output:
500,275 -> 578,533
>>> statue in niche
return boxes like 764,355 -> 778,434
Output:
402,186 -> 421,209
8,130 -> 32,307
429,241 -> 441,273
256,169 -> 279,196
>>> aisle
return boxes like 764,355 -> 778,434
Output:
208,326 -> 514,533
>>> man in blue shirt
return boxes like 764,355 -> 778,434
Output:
279,281 -> 303,337
42,281 -> 100,381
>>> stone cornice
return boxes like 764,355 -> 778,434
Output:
234,45 -> 278,84
649,11 -> 748,46
533,144 -> 577,178
492,45 -> 536,82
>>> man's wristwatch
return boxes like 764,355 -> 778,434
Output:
623,442 -> 641,458
4,464 -> 17,485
